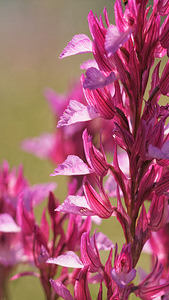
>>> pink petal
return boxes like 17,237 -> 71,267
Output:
30,182 -> 57,206
50,280 -> 74,300
57,100 -> 99,128
21,133 -> 56,159
55,195 -> 94,216
44,88 -> 66,116
0,214 -> 21,233
47,251 -> 84,269
60,34 -> 92,59
51,155 -> 94,176
111,268 -> 136,288
83,67 -> 117,90
80,59 -> 98,70
105,25 -> 132,56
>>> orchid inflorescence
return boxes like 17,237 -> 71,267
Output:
1,0 -> 169,299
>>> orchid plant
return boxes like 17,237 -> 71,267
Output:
1,0 -> 169,299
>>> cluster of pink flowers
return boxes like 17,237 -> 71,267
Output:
1,0 -> 169,299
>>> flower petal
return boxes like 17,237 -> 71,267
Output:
0,214 -> 21,233
47,251 -> 84,269
57,100 -> 99,128
51,155 -> 94,176
60,34 -> 92,59
83,67 -> 117,90
105,25 -> 132,56
55,195 -> 94,216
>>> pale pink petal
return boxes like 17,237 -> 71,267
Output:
21,133 -> 56,159
55,195 -> 94,216
30,182 -> 57,206
47,251 -> 84,268
51,155 -> 94,176
0,214 -> 21,233
50,280 -> 74,300
57,100 -> 99,128
60,34 -> 92,59
44,88 -> 66,116
80,59 -> 98,70
105,25 -> 132,56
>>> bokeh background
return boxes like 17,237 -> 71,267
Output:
0,0 -> 163,299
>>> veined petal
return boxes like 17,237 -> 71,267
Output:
60,34 -> 92,59
50,280 -> 74,300
105,25 -> 132,56
111,268 -> 136,288
55,195 -> 94,217
83,179 -> 114,218
51,155 -> 94,176
83,67 -> 117,90
47,251 -> 84,269
57,100 -> 99,128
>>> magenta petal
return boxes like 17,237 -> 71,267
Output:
55,195 -> 94,216
59,34 -> 92,59
105,25 -> 132,56
50,280 -> 74,300
0,214 -> 21,233
160,60 -> 169,95
83,67 -> 117,90
57,100 -> 99,128
111,268 -> 136,288
51,155 -> 94,176
47,251 -> 84,269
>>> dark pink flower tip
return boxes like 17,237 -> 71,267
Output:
50,279 -> 74,300
59,34 -> 92,59
80,232 -> 102,273
160,60 -> 169,95
83,180 -> 114,219
82,128 -> 109,177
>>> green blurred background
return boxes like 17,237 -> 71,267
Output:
0,0 -> 161,299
